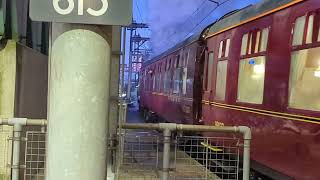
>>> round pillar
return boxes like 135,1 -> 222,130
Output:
46,29 -> 110,180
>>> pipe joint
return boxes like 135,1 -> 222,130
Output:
238,126 -> 252,140
6,118 -> 28,131
159,123 -> 177,132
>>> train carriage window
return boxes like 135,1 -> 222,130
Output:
215,38 -> 230,100
207,52 -> 215,91
260,28 -> 270,52
152,69 -> 156,91
248,33 -> 253,55
318,24 -> 320,42
237,56 -> 266,104
225,39 -> 230,58
292,15 -> 306,46
241,28 -> 269,56
173,55 -> 181,94
241,34 -> 249,55
173,69 -> 181,94
218,41 -> 224,58
144,70 -> 147,90
306,15 -> 315,44
155,65 -> 160,92
289,47 -> 320,111
254,31 -> 261,54
215,60 -> 228,100
182,51 -> 189,95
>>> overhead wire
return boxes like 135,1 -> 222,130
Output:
183,0 -> 232,39
157,0 -> 208,47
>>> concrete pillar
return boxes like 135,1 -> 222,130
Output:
46,29 -> 111,180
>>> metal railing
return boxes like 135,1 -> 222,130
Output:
0,110 -> 251,180
0,118 -> 47,180
117,123 -> 251,180
24,131 -> 46,180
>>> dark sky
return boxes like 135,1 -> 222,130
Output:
132,0 -> 262,57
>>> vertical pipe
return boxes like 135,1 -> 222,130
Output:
127,29 -> 133,102
162,129 -> 171,180
46,29 -> 110,180
122,103 -> 128,124
121,27 -> 126,95
240,126 -> 251,180
242,138 -> 251,180
11,124 -> 22,180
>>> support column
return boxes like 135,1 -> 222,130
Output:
162,129 -> 171,180
46,27 -> 111,180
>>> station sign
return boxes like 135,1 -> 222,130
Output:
30,0 -> 132,25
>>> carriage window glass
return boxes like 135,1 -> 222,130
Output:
164,72 -> 167,93
176,55 -> 180,68
260,28 -> 269,52
225,39 -> 230,58
241,33 -> 249,55
180,54 -> 184,67
318,25 -> 320,42
144,70 -> 146,90
152,73 -> 156,91
289,47 -> 320,111
207,52 -> 215,90
215,60 -> 228,100
185,52 -> 189,66
292,15 -> 306,46
248,33 -> 253,55
254,31 -> 261,53
173,68 -> 182,94
172,59 -> 175,69
237,56 -> 266,104
306,15 -> 314,44
155,71 -> 158,91
182,67 -> 188,95
158,72 -> 161,92
218,41 -> 224,58
165,71 -> 170,93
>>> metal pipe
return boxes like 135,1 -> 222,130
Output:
120,27 -> 126,95
239,126 -> 251,180
11,124 -> 22,180
121,123 -> 161,130
121,123 -> 239,133
122,103 -> 128,124
0,118 -> 47,126
162,129 -> 171,180
26,119 -> 47,126
127,28 -> 133,102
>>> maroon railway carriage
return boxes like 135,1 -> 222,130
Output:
139,35 -> 204,125
139,0 -> 320,179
